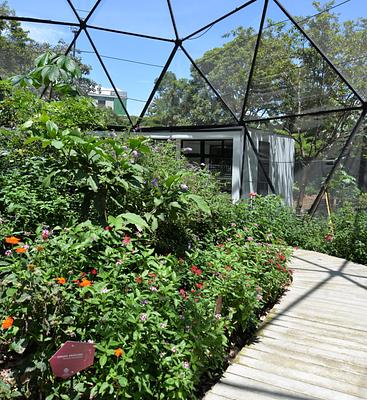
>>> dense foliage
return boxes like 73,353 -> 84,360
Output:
0,83 -> 293,399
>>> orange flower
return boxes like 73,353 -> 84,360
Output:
5,236 -> 20,245
114,348 -> 124,357
56,277 -> 66,285
15,246 -> 27,253
2,316 -> 14,330
79,278 -> 92,287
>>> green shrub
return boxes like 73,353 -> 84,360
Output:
0,222 -> 291,399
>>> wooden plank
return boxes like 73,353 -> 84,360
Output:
203,250 -> 367,400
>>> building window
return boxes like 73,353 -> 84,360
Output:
97,99 -> 105,107
181,140 -> 233,192
257,140 -> 270,195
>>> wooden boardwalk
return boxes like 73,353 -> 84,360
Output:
204,249 -> 367,400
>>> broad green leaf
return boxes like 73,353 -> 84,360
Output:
10,338 -> 28,354
186,194 -> 211,214
107,215 -> 124,230
21,120 -> 33,129
151,216 -> 158,231
45,120 -> 58,136
169,201 -> 181,209
87,176 -> 98,192
120,213 -> 149,231
99,354 -> 107,367
51,140 -> 63,149
24,136 -> 39,145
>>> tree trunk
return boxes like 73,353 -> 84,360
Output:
296,162 -> 311,214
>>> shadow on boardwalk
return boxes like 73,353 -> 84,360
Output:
203,249 -> 367,400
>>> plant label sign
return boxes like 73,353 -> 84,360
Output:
49,341 -> 95,379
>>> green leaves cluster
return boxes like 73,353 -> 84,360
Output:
0,219 -> 291,399
12,51 -> 82,98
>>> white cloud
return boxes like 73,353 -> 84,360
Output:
21,23 -> 72,45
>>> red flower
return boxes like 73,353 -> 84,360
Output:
122,235 -> 131,245
216,244 -> 224,248
90,268 -> 97,275
135,276 -> 143,284
196,282 -> 204,290
276,263 -> 282,270
190,266 -> 202,276
278,254 -> 286,261
104,226 -> 112,231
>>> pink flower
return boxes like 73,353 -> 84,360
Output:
183,361 -> 190,369
247,236 -> 254,242
249,192 -> 257,198
140,313 -> 147,322
150,286 -> 158,292
324,234 -> 333,242
257,294 -> 263,301
122,235 -> 131,245
4,250 -> 12,256
42,229 -> 50,240
179,288 -> 188,299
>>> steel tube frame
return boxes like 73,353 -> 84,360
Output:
273,0 -> 365,105
244,105 -> 364,123
243,124 -> 276,195
183,0 -> 257,41
0,15 -> 79,27
135,44 -> 179,127
240,0 -> 269,121
167,0 -> 179,40
84,28 -> 133,127
308,107 -> 367,216
2,0 -> 366,217
180,45 -> 239,123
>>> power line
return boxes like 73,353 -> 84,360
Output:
79,50 -> 164,68
186,0 -> 353,44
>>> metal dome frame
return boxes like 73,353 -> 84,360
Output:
1,0 -> 366,215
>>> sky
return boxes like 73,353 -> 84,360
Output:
6,0 -> 365,116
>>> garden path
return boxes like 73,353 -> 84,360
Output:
203,249 -> 367,400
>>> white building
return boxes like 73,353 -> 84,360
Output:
88,86 -> 127,116
139,127 -> 294,205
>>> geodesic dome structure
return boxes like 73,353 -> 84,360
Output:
1,0 -> 367,215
